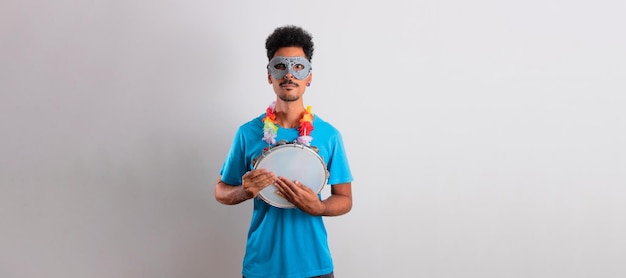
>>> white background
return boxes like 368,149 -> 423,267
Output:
1,1 -> 625,277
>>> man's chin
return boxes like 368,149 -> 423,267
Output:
278,95 -> 300,102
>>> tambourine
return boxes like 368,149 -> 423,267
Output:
252,141 -> 329,208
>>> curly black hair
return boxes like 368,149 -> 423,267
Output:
265,25 -> 314,61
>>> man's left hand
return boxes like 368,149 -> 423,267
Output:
273,176 -> 325,215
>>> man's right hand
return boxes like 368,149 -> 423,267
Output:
241,169 -> 277,199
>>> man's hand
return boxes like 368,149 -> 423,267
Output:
241,169 -> 276,199
273,177 -> 325,215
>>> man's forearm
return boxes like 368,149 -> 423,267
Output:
214,180 -> 250,205
318,194 -> 352,216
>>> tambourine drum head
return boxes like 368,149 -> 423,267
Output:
255,145 -> 327,208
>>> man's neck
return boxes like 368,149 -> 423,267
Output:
274,100 -> 305,128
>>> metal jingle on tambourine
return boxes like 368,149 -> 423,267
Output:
252,156 -> 259,167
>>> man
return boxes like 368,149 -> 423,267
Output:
214,25 -> 353,278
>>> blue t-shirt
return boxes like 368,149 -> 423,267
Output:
220,113 -> 353,278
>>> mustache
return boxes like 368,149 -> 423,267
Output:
279,80 -> 299,87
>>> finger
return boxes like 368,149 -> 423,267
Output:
273,178 -> 290,196
276,177 -> 298,196
243,171 -> 275,193
273,177 -> 286,191
275,190 -> 285,199
260,177 -> 277,188
272,179 -> 288,200
253,173 -> 276,187
293,180 -> 314,193
247,169 -> 271,179
242,171 -> 258,182
294,180 -> 305,189
245,170 -> 275,184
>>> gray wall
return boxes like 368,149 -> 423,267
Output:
1,1 -> 625,277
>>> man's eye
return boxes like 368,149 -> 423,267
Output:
293,64 -> 305,71
274,63 -> 286,70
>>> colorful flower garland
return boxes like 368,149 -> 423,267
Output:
262,101 -> 314,146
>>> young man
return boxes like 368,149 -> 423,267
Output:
215,25 -> 353,278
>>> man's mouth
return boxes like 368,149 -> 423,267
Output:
280,80 -> 299,88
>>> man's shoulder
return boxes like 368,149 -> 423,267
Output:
313,114 -> 341,134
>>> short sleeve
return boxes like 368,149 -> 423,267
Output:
219,129 -> 247,186
326,132 -> 353,185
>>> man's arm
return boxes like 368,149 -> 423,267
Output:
214,178 -> 250,205
320,182 -> 352,216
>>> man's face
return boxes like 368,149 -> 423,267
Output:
267,46 -> 312,102
267,56 -> 311,80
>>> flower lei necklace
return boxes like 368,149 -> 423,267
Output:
262,101 -> 314,146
